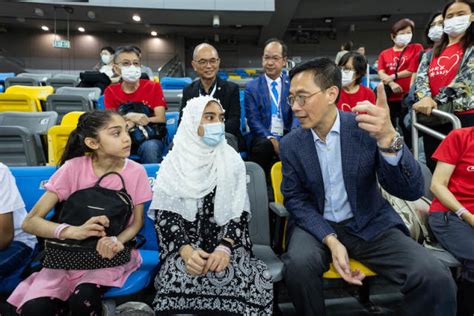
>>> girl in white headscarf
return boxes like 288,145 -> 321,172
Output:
150,95 -> 273,315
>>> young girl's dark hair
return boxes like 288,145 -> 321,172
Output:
60,110 -> 121,166
338,51 -> 367,85
434,0 -> 474,56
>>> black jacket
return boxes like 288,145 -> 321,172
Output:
179,77 -> 244,150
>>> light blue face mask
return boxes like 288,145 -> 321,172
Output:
201,122 -> 225,147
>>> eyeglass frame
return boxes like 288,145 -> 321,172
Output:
287,90 -> 323,107
194,58 -> 220,66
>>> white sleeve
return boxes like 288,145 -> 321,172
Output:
0,164 -> 25,214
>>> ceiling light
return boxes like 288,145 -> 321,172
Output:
151,31 -> 157,36
324,17 -> 333,23
381,15 -> 390,22
41,25 -> 49,31
34,8 -> 44,17
78,27 -> 85,32
132,14 -> 141,22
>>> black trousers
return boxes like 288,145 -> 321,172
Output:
249,137 -> 279,178
20,283 -> 108,316
282,224 -> 457,316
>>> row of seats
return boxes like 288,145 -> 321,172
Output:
0,111 -> 180,166
1,162 -> 281,313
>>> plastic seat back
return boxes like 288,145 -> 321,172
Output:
47,125 -> 76,165
0,93 -> 41,112
53,74 -> 80,81
0,72 -> 15,83
61,111 -> 84,126
270,162 -> 284,203
17,73 -> 52,82
4,77 -> 40,88
46,95 -> 91,122
165,111 -> 179,144
0,126 -> 45,166
56,87 -> 101,102
6,85 -> 54,102
228,77 -> 252,89
0,111 -> 58,134
141,164 -> 160,251
163,89 -> 183,111
46,78 -> 78,90
160,77 -> 192,90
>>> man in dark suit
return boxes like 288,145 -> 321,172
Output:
244,38 -> 295,175
179,43 -> 242,151
280,58 -> 456,316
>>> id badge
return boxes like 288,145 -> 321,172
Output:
271,115 -> 284,136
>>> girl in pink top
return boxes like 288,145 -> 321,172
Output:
8,110 -> 152,316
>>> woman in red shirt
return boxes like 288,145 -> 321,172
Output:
378,18 -> 424,148
337,51 -> 376,112
428,127 -> 474,315
413,0 -> 474,171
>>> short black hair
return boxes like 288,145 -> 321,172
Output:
131,45 -> 142,54
263,38 -> 288,57
341,41 -> 353,51
100,46 -> 115,54
338,51 -> 367,85
113,45 -> 140,63
289,57 -> 341,102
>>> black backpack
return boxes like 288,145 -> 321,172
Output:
43,172 -> 134,270
118,102 -> 167,146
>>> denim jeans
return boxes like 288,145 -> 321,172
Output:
0,241 -> 33,277
137,139 -> 165,164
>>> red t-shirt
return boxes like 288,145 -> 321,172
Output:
337,85 -> 376,112
429,127 -> 474,214
378,43 -> 424,101
428,42 -> 464,97
104,79 -> 167,112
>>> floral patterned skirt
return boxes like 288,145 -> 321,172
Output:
153,247 -> 273,315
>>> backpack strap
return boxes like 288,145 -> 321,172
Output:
95,171 -> 127,191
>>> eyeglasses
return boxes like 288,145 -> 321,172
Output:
288,90 -> 322,107
117,61 -> 141,67
340,66 -> 355,72
263,55 -> 284,62
195,58 -> 220,66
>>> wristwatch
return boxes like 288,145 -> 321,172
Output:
378,133 -> 404,153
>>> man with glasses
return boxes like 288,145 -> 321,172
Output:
179,43 -> 242,151
280,58 -> 456,316
244,38 -> 296,177
104,45 -> 167,163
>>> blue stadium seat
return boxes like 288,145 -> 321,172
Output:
0,72 -> 15,84
165,111 -> 179,145
0,85 -> 4,93
2,164 -> 161,298
160,77 -> 192,90
217,71 -> 228,80
96,95 -> 105,110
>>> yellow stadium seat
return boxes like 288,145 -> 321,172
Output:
61,111 -> 84,126
0,93 -> 41,112
47,111 -> 84,165
6,85 -> 54,102
153,76 -> 160,83
269,161 -> 377,278
228,75 -> 242,80
245,69 -> 257,75
47,125 -> 76,165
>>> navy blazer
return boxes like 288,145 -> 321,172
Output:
244,73 -> 294,138
280,111 -> 424,243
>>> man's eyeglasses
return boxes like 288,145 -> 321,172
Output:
195,58 -> 220,66
263,55 -> 284,62
117,61 -> 141,67
288,90 -> 322,107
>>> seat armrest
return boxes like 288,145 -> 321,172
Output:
269,202 -> 289,217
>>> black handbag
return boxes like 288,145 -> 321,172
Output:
118,102 -> 167,146
384,45 -> 409,97
43,172 -> 134,270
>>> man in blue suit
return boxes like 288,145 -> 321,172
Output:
280,58 -> 456,316
244,38 -> 294,175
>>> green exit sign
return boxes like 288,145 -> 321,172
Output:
53,39 -> 71,49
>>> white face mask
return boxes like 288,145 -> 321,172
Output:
120,65 -> 141,83
101,54 -> 112,65
443,14 -> 472,37
341,70 -> 355,87
394,33 -> 412,46
428,25 -> 444,42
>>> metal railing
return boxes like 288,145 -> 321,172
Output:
158,55 -> 184,79
411,109 -> 462,160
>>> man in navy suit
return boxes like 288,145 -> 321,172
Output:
280,58 -> 456,316
244,38 -> 295,175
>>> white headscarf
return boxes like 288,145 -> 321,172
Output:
149,95 -> 250,226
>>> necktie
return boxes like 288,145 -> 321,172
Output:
271,81 -> 279,117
